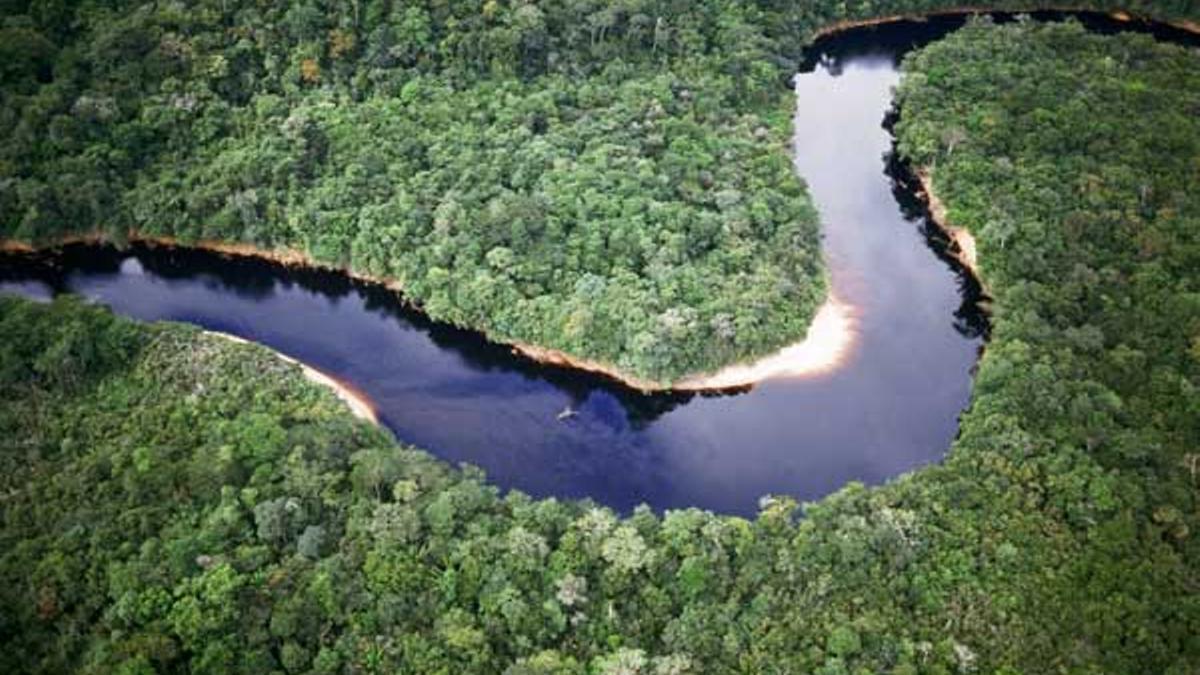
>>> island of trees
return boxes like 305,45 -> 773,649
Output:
2,3 -> 1199,674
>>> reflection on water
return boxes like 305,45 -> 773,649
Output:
0,22 -> 1009,515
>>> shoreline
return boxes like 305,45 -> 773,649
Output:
809,7 -> 1200,41
1,233 -> 412,294
676,297 -> 858,389
915,168 -> 982,283
3,232 -> 856,393
204,331 -> 379,425
513,295 -> 859,392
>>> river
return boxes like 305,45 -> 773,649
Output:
12,13 -> 1176,515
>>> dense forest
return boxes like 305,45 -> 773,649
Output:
1,0 -> 833,384
4,2 -> 1200,673
1,0 -> 1196,381
3,18 -> 1200,672
894,17 -> 1200,670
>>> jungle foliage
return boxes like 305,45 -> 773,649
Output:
3,22 -> 1200,669
2,0 -> 1195,380
894,17 -> 1200,671
1,0 -> 827,383
2,6 -> 1200,675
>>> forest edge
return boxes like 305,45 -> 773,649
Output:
916,168 -> 981,282
205,331 -> 379,425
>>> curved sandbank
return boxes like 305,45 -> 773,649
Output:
513,295 -> 859,392
676,297 -> 859,389
204,331 -> 379,425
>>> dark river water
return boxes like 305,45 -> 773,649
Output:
6,13 -> 1184,516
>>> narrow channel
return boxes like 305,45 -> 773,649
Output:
0,23 -> 998,516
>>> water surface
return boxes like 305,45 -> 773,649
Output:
1,26 -> 994,516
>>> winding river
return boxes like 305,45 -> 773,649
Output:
4,13 -> 1188,516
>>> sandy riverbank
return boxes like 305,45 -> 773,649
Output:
676,297 -> 858,389
915,169 -> 981,282
205,331 -> 379,424
3,234 -> 409,292
513,295 -> 859,392
3,235 -> 383,419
